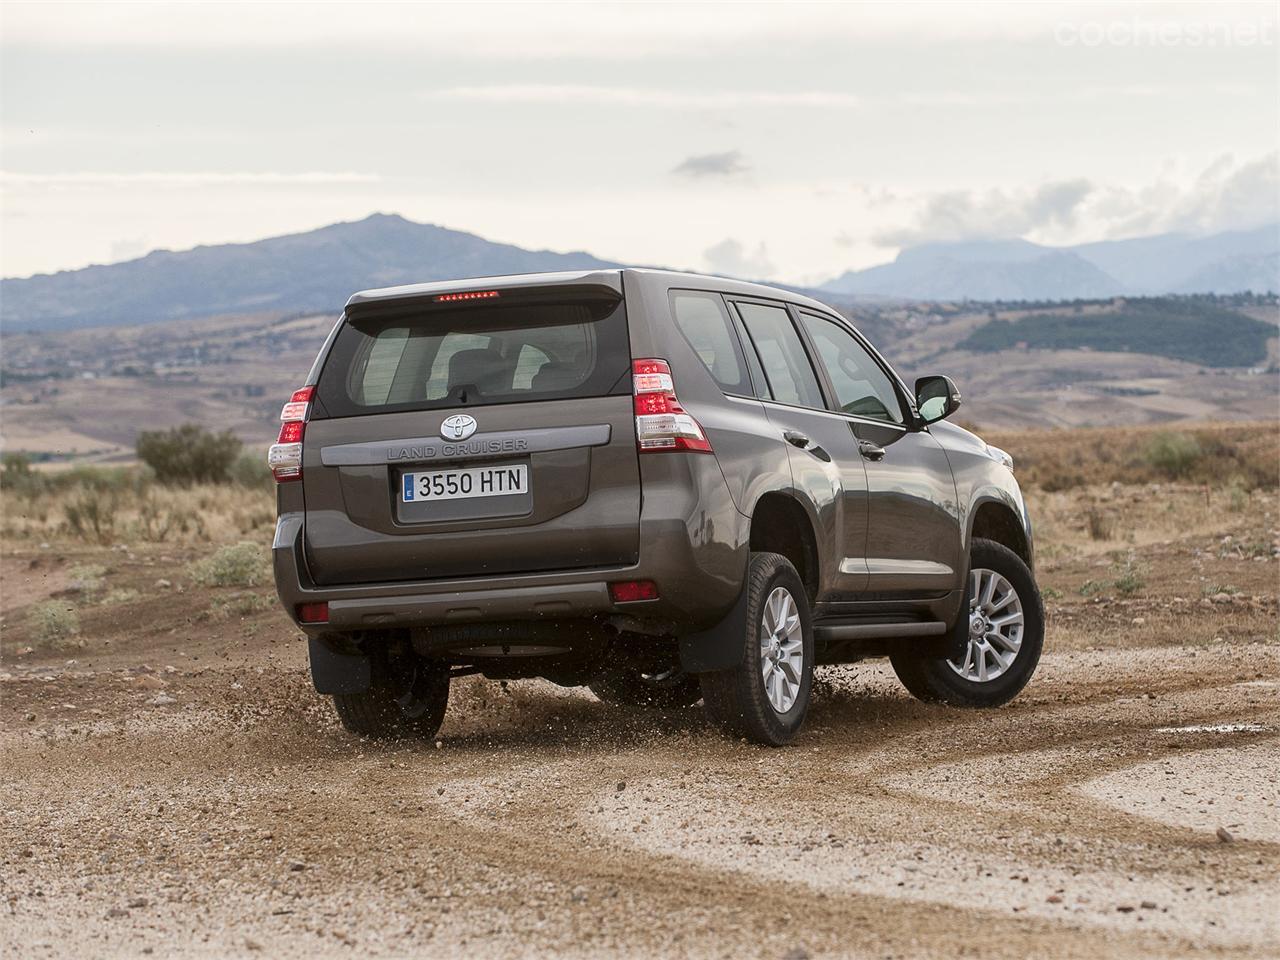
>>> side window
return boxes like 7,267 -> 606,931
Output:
353,326 -> 410,405
733,302 -> 825,409
799,313 -> 905,424
670,291 -> 751,395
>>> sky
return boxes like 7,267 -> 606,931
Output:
1,0 -> 1277,286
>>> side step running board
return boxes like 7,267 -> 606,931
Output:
813,622 -> 946,643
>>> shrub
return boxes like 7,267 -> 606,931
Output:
1143,432 -> 1202,479
1085,508 -> 1113,541
137,424 -> 241,486
189,542 -> 270,587
1112,556 -> 1147,596
64,488 -> 119,544
29,601 -> 80,650
229,451 -> 273,488
212,592 -> 275,619
67,563 -> 107,593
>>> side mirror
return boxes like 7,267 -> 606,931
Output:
915,375 -> 962,425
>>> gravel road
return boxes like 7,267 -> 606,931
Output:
3,633 -> 1277,959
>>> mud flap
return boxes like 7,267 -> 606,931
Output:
947,568 -> 973,662
308,636 -> 372,695
677,581 -> 750,674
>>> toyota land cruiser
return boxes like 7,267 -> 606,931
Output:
270,269 -> 1043,746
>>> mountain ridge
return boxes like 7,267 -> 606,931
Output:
3,215 -> 1277,332
822,224 -> 1279,300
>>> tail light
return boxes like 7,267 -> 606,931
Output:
295,601 -> 329,624
268,386 -> 314,483
609,580 -> 659,603
632,359 -> 712,454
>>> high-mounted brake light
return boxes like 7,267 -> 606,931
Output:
434,290 -> 500,303
268,385 -> 314,482
632,358 -> 713,454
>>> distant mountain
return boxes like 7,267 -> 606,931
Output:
0,214 -> 621,332
822,224 -> 1279,301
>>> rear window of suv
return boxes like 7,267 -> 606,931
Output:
315,297 -> 631,417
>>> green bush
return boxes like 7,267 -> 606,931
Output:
1143,431 -> 1203,479
189,542 -> 270,587
29,601 -> 79,650
229,451 -> 274,488
136,424 -> 242,486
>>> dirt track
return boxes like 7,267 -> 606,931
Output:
3,631 -> 1277,959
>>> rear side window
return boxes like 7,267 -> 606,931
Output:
669,291 -> 751,395
733,302 -> 825,409
317,298 -> 630,417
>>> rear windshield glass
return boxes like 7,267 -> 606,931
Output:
315,298 -> 630,417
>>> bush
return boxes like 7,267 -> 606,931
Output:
229,451 -> 273,488
1143,432 -> 1203,479
137,424 -> 241,486
189,542 -> 270,587
29,601 -> 79,650
64,488 -> 119,544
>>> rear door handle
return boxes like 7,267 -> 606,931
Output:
784,430 -> 811,449
859,440 -> 886,461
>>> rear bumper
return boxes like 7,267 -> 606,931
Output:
273,456 -> 748,637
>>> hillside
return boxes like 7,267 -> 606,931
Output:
956,297 -> 1277,368
0,214 -> 621,332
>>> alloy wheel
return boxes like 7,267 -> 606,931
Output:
948,567 -> 1024,683
759,586 -> 804,712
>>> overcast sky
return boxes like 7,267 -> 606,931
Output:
1,1 -> 1277,285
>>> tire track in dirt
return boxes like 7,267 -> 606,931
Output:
3,644 -> 1277,958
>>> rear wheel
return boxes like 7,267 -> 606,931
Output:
332,657 -> 450,740
700,552 -> 813,746
891,538 -> 1043,707
589,667 -> 702,709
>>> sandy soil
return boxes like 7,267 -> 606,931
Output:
2,482 -> 1278,959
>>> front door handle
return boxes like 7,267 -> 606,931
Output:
784,430 -> 811,449
859,440 -> 886,461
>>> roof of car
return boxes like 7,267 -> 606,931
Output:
345,268 -> 844,317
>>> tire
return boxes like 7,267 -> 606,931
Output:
699,552 -> 814,746
589,668 -> 703,709
891,538 -> 1043,707
332,658 -> 450,740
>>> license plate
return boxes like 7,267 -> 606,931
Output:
401,464 -> 529,502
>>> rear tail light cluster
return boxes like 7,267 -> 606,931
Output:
632,359 -> 712,454
268,386 -> 314,483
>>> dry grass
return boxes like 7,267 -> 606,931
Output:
988,420 -> 1279,491
0,479 -> 274,546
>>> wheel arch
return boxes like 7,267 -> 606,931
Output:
746,490 -> 821,604
967,495 -> 1033,569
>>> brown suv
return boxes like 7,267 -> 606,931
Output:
270,269 -> 1043,745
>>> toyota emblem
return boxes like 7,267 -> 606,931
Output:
440,414 -> 478,441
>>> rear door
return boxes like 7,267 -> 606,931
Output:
728,298 -> 871,598
302,284 -> 639,585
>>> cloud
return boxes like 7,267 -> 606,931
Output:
422,85 -> 861,109
0,171 -> 380,186
703,238 -> 775,279
672,151 -> 748,179
873,179 -> 1094,247
872,154 -> 1279,247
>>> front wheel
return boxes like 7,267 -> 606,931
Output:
699,552 -> 814,746
891,538 -> 1043,707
